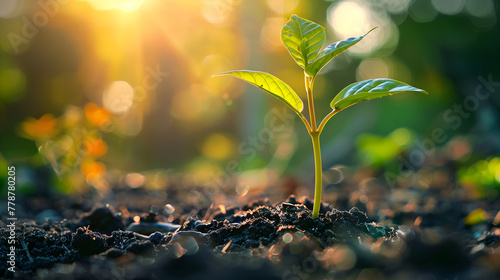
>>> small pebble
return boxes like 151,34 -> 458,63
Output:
164,204 -> 175,214
126,222 -> 180,235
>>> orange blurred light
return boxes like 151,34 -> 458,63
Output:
21,114 -> 57,139
84,137 -> 108,158
81,160 -> 107,180
84,103 -> 111,127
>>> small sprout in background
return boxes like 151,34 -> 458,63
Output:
213,15 -> 427,218
458,157 -> 500,199
357,128 -> 414,168
464,208 -> 488,226
19,102 -> 115,193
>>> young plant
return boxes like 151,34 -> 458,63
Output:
213,15 -> 428,218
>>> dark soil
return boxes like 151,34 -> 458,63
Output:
1,191 -> 499,280
1,195 -> 395,279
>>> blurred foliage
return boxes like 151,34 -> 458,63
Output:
0,0 -> 498,195
357,128 -> 414,168
16,103 -> 113,192
458,157 -> 500,199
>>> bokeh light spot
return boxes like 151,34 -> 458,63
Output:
261,17 -> 286,51
201,133 -> 236,160
0,0 -> 20,18
357,58 -> 389,81
200,55 -> 234,92
409,0 -> 438,22
0,68 -> 26,102
84,103 -> 111,127
103,81 -> 134,114
323,167 -> 344,185
465,0 -> 494,18
382,0 -> 412,14
84,138 -> 108,158
125,173 -> 145,188
282,232 -> 293,243
266,0 -> 299,15
80,160 -> 107,180
171,84 -> 226,126
269,244 -> 282,255
202,0 -> 238,27
328,1 -> 368,39
21,114 -> 57,139
327,0 -> 396,54
431,0 -> 465,15
330,246 -> 357,270
236,185 -> 249,196
390,128 -> 411,146
164,204 -> 175,214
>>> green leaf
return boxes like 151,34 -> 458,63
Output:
299,38 -> 309,64
281,15 -> 325,69
331,79 -> 428,110
305,28 -> 376,77
212,70 -> 304,113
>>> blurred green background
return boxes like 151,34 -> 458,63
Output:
0,0 -> 499,197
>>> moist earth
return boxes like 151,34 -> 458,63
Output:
0,195 -> 498,279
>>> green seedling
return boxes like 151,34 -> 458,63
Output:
213,15 -> 427,218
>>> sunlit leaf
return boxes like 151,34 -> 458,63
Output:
299,38 -> 309,64
213,70 -> 303,113
305,28 -> 377,77
281,15 -> 325,68
331,79 -> 428,109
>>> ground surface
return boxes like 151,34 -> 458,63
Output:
1,153 -> 500,279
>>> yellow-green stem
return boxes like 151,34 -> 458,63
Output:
305,75 -> 316,131
310,131 -> 322,218
305,74 -> 322,218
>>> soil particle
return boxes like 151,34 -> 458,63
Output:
74,207 -> 124,235
125,241 -> 156,255
71,227 -> 109,256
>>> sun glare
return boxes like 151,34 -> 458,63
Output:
85,0 -> 145,12
327,0 -> 397,55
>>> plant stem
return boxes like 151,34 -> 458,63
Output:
305,74 -> 322,218
310,131 -> 322,218
305,75 -> 316,131
297,113 -> 312,133
317,109 -> 339,133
